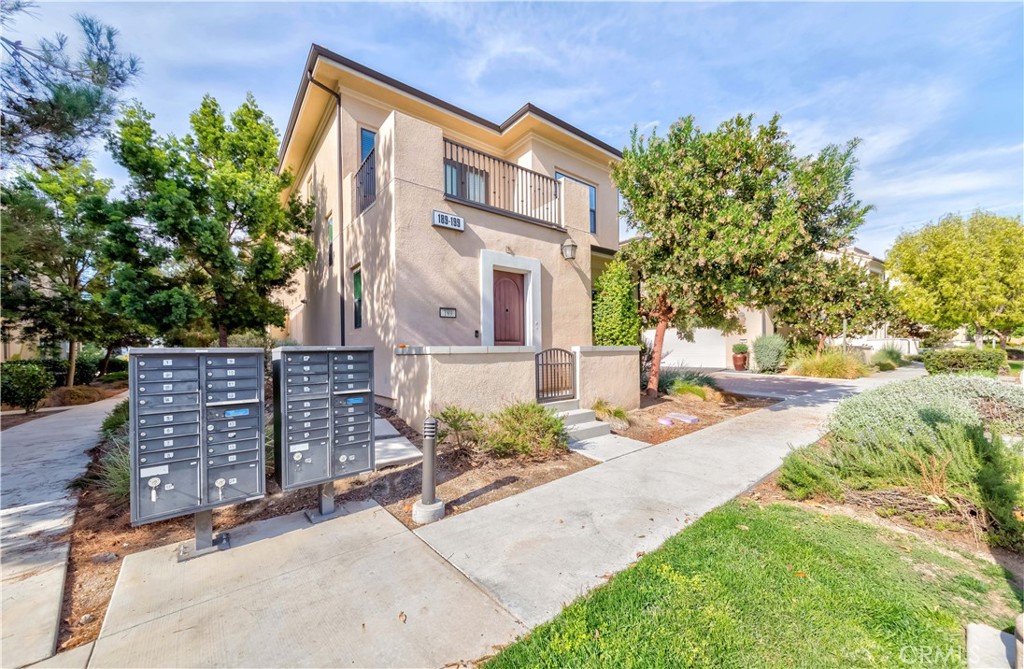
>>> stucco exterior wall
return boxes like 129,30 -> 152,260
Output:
574,346 -> 640,411
393,347 -> 536,430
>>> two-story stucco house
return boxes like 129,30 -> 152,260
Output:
276,45 -> 638,428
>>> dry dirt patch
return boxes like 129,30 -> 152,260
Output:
615,391 -> 777,444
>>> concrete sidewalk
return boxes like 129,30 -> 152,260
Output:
1,395 -> 127,669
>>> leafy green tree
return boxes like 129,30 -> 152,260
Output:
0,162 -> 118,385
773,256 -> 893,354
592,259 -> 641,346
107,95 -> 316,346
613,114 -> 869,395
888,211 -> 1024,349
1,1 -> 139,169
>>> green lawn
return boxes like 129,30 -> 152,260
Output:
486,502 -> 1021,669
1009,360 -> 1023,374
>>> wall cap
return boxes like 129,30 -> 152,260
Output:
395,345 -> 536,356
571,346 -> 641,353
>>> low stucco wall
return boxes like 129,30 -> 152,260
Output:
393,347 -> 535,431
574,346 -> 641,411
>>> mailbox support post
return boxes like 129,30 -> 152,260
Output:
305,481 -> 341,524
177,510 -> 230,562
412,416 -> 445,524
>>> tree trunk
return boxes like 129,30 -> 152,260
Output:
974,324 -> 984,350
218,323 -> 228,348
66,340 -> 77,388
997,331 -> 1009,350
100,346 -> 114,376
646,318 -> 668,397
816,332 -> 826,357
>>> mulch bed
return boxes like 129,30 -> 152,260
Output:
615,391 -> 778,444
1,380 -> 128,431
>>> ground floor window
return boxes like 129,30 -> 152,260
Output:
353,268 -> 363,329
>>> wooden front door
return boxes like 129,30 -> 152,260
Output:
493,270 -> 526,346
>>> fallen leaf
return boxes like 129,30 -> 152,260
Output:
398,611 -> 407,623
795,572 -> 807,578
736,524 -> 749,531
636,551 -> 646,558
403,504 -> 413,513
593,629 -> 601,639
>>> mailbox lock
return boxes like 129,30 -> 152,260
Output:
292,453 -> 303,462
338,455 -> 348,463
214,477 -> 226,501
147,477 -> 161,503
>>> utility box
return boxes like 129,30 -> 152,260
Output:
129,348 -> 266,526
272,347 -> 375,491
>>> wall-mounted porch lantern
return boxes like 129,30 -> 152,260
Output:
561,237 -> 578,261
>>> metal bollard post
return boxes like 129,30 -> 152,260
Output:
421,416 -> 437,505
412,416 -> 445,524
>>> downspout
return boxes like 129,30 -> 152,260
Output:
306,70 -> 346,345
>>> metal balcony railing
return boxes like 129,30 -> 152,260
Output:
356,148 -> 376,214
443,139 -> 560,227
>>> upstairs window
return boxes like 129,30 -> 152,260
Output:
444,161 -> 489,205
353,268 -> 363,329
555,171 -> 597,234
360,128 -> 376,163
326,215 -> 334,267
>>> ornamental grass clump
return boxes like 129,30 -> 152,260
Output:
789,349 -> 871,379
437,402 -> 568,458
871,345 -> 907,370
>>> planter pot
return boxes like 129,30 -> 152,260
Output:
732,353 -> 748,371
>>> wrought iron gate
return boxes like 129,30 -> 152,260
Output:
535,348 -> 575,402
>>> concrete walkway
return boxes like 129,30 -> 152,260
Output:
74,367 -> 923,667
1,395 -> 126,669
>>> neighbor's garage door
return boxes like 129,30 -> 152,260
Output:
646,327 -> 729,369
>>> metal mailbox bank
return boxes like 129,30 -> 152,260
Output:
272,346 -> 374,520
129,348 -> 266,541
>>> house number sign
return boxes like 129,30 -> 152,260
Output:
439,307 -> 457,319
432,210 -> 465,231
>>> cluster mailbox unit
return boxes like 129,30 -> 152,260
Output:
129,348 -> 266,557
273,346 -> 375,521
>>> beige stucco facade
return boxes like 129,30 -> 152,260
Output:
277,46 -> 630,421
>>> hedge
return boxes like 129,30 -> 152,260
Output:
922,348 -> 1007,376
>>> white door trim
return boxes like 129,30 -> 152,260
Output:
480,249 -> 542,350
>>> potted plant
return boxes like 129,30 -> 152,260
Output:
732,343 -> 749,371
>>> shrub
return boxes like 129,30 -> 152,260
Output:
436,405 -> 484,451
639,337 -> 654,390
922,348 -> 1007,376
592,259 -> 641,346
790,349 -> 871,379
105,357 -> 129,373
657,368 -> 718,394
669,382 -> 707,400
73,353 -> 101,385
871,345 -> 906,369
482,402 -> 568,457
50,385 -> 104,405
101,399 -> 130,435
752,335 -> 787,374
96,432 -> 131,504
3,358 -> 68,387
1,363 -> 54,412
591,399 -> 630,430
732,342 -> 749,355
98,371 -> 129,383
780,376 -> 1024,548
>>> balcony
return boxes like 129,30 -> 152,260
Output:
442,139 -> 560,228
356,148 -> 376,214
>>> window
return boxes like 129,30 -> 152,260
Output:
555,171 -> 597,233
360,128 -> 376,163
325,215 -> 334,267
353,268 -> 363,329
445,160 -> 489,205
305,176 -> 314,203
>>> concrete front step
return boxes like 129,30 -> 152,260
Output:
565,420 -> 611,441
559,408 -> 596,427
541,398 -> 580,412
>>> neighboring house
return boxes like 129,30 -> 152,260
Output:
647,246 -> 913,369
275,45 -> 638,427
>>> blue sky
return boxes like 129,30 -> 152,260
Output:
9,2 -> 1023,256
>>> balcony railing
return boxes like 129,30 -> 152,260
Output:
443,139 -> 560,227
356,148 -> 376,214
